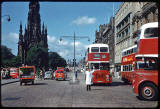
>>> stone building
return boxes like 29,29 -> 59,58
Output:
114,2 -> 142,72
95,24 -> 108,43
18,1 -> 48,70
132,2 -> 158,43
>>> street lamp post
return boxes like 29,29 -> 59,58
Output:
60,32 -> 90,82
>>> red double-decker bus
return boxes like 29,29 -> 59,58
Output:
132,22 -> 158,100
86,43 -> 112,84
121,45 -> 137,83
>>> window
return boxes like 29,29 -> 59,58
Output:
91,47 -> 99,52
57,71 -> 59,73
100,47 -> 108,52
131,49 -> 133,54
133,47 -> 137,53
144,28 -> 158,38
122,52 -> 125,56
61,71 -> 63,73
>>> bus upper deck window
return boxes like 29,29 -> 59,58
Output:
144,28 -> 158,38
91,47 -> 99,52
100,47 -> 108,52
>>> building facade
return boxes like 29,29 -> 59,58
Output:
132,2 -> 158,42
114,2 -> 143,72
18,1 -> 48,70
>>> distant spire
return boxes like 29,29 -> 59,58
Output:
19,21 -> 22,34
45,25 -> 47,34
42,22 -> 44,35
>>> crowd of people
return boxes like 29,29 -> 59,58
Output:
1,68 -> 10,80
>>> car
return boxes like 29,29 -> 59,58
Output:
44,71 -> 52,80
54,69 -> 66,81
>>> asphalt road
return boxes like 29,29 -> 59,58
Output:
1,71 -> 158,107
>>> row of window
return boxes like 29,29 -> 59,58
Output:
117,26 -> 130,38
121,64 -> 133,72
122,47 -> 137,56
88,47 -> 108,53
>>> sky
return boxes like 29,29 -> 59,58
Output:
2,2 -> 122,62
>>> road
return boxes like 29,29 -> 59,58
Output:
1,71 -> 158,107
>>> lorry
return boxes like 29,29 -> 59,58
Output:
19,66 -> 36,86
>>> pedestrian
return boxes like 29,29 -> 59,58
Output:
75,70 -> 78,79
40,69 -> 43,80
85,68 -> 92,91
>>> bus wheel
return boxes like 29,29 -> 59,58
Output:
139,83 -> 158,101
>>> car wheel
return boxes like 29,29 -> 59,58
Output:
139,83 -> 158,101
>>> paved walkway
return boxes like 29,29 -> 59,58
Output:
1,79 -> 19,85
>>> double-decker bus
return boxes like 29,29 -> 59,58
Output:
132,22 -> 158,100
86,43 -> 112,84
121,45 -> 137,83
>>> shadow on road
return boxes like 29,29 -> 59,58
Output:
23,83 -> 48,86
92,88 -> 103,90
3,97 -> 22,101
91,81 -> 130,87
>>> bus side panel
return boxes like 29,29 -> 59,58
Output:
137,38 -> 158,55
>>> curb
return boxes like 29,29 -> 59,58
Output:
1,80 -> 20,86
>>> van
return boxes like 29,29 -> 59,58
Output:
54,69 -> 66,81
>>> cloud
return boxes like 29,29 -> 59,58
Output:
71,41 -> 81,46
1,32 -> 19,55
2,32 -> 19,43
72,16 -> 96,25
47,35 -> 56,43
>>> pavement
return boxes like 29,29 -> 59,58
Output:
1,78 -> 20,85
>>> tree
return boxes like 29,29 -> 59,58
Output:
26,43 -> 48,71
48,52 -> 67,70
10,56 -> 22,67
1,45 -> 15,67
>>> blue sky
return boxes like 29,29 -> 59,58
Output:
2,2 -> 122,62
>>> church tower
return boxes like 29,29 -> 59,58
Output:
27,1 -> 41,49
18,1 -> 48,70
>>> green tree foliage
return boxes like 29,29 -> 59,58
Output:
1,45 -> 22,67
26,43 -> 48,70
48,52 -> 67,70
10,56 -> 22,67
1,45 -> 14,60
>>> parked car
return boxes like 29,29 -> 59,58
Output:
44,71 -> 52,80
